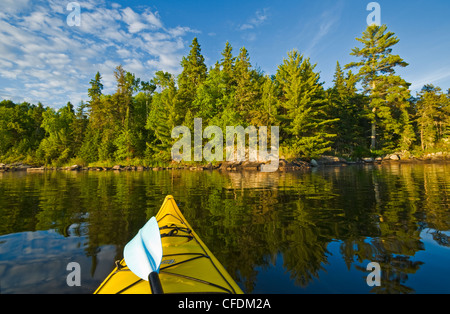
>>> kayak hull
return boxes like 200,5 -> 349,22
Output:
94,195 -> 243,294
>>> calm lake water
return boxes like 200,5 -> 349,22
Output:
0,163 -> 449,294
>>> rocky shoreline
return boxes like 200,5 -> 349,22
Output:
1,152 -> 449,173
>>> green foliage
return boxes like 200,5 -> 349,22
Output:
177,37 -> 208,119
275,50 -> 338,158
346,24 -> 411,151
78,125 -> 100,163
0,101 -> 45,161
1,29 -> 449,165
146,73 -> 178,161
415,85 -> 450,151
327,62 -> 369,157
248,75 -> 279,128
36,103 -> 76,165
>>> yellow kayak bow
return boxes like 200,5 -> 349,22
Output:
94,195 -> 244,294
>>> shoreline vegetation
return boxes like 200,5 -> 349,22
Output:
1,25 -> 449,170
1,152 -> 449,173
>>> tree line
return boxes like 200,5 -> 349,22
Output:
1,24 -> 449,166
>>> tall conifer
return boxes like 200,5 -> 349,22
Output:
276,50 -> 337,158
346,24 -> 411,151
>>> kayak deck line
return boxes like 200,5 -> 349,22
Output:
159,270 -> 234,294
94,195 -> 243,294
99,251 -> 233,295
96,224 -> 236,294
158,230 -> 236,295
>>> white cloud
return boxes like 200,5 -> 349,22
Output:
0,0 -> 30,14
0,0 -> 195,108
0,68 -> 21,80
0,59 -> 13,68
116,48 -> 131,58
168,26 -> 199,37
143,10 -> 163,29
304,3 -> 344,57
121,7 -> 146,33
239,9 -> 269,31
121,7 -> 164,34
409,67 -> 450,92
124,58 -> 145,75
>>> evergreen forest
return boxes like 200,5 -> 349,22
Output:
1,25 -> 449,167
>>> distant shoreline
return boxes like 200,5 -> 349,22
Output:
1,154 -> 449,173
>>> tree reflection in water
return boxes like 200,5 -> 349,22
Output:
0,163 -> 449,293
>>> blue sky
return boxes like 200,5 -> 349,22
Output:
0,0 -> 449,108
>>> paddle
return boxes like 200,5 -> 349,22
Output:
124,217 -> 164,294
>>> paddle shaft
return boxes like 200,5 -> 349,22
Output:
149,271 -> 164,294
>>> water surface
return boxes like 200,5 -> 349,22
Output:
0,163 -> 449,294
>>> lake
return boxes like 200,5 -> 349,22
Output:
0,163 -> 449,294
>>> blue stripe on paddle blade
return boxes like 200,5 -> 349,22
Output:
124,217 -> 163,281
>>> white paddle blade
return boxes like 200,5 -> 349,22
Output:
124,217 -> 163,281
140,216 -> 163,269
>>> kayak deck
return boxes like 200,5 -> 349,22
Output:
94,195 -> 243,294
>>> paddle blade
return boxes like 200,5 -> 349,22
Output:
124,217 -> 163,281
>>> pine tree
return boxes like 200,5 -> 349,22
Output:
177,38 -> 208,119
87,72 -> 103,124
220,41 -> 236,94
70,101 -> 88,157
327,62 -> 368,156
446,89 -> 450,140
28,102 -> 46,154
88,72 -> 103,98
114,107 -> 134,161
276,50 -> 337,158
0,101 -> 45,160
113,65 -> 138,128
234,47 -> 262,122
249,75 -> 279,128
112,67 -> 141,161
95,94 -> 118,161
78,124 -> 100,163
81,72 -> 105,162
192,62 -> 224,124
134,88 -> 156,158
415,85 -> 449,151
346,24 -> 410,152
36,102 -> 75,164
146,72 -> 178,161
